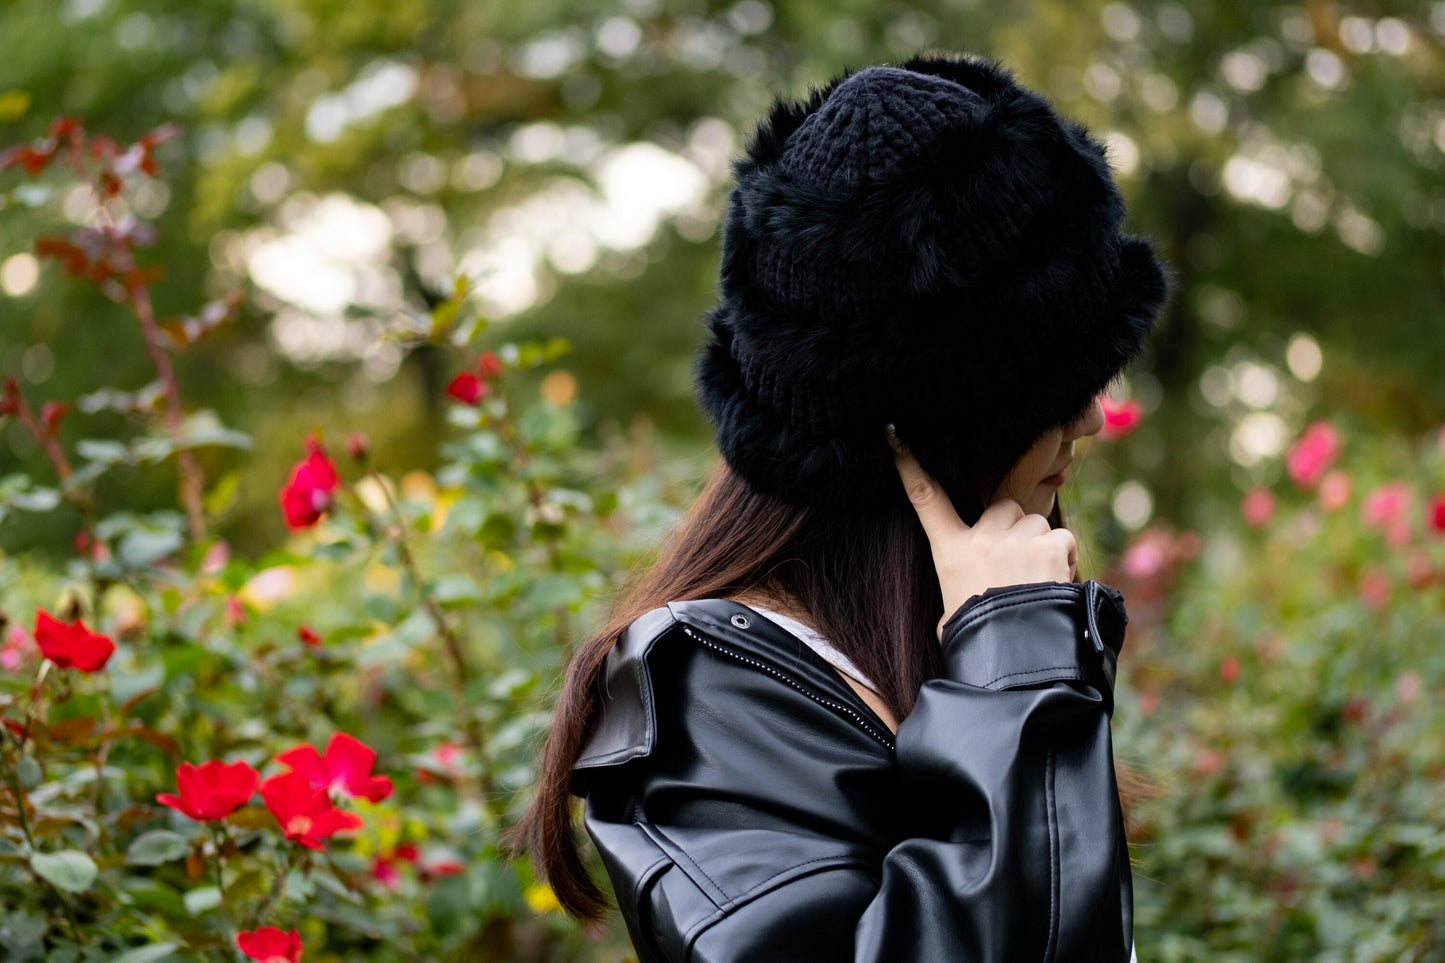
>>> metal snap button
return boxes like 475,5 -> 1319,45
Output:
730,614 -> 751,629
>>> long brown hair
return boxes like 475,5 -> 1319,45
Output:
516,458 -> 1082,919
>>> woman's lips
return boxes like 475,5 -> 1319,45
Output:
1043,467 -> 1068,486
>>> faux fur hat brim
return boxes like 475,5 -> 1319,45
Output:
696,54 -> 1171,513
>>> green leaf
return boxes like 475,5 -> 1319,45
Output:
522,574 -> 584,611
117,879 -> 185,916
223,867 -> 268,904
131,436 -> 174,463
62,460 -> 110,490
15,756 -> 41,790
30,851 -> 97,892
225,807 -> 274,831
0,909 -> 47,952
125,830 -> 191,866
75,439 -> 130,464
111,661 -> 165,707
76,383 -> 163,416
175,410 -> 252,451
476,513 -> 516,548
95,511 -> 140,540
358,608 -> 434,667
203,470 -> 241,517
430,295 -> 461,335
108,944 -> 180,963
3,486 -> 60,512
119,529 -> 185,568
182,885 -> 220,915
431,574 -> 481,605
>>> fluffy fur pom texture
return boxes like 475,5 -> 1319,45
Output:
695,53 -> 1171,512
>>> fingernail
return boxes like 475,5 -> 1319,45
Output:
885,423 -> 903,452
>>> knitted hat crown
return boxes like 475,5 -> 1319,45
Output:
695,54 -> 1170,512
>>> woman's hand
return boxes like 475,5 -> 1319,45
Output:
890,430 -> 1077,639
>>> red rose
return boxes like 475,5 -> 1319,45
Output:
226,595 -> 247,628
1362,482 -> 1410,528
1358,568 -> 1390,610
236,927 -> 303,963
2,626 -> 32,673
297,625 -> 322,648
1241,487 -> 1275,529
370,843 -> 419,888
274,732 -> 393,802
156,759 -> 259,821
278,439 -> 340,530
420,857 -> 466,881
446,372 -> 485,405
1361,482 -> 1412,547
260,770 -> 363,850
346,431 -> 370,461
478,352 -> 504,379
1285,421 -> 1341,490
1426,492 -> 1445,536
33,609 -> 115,672
1098,396 -> 1142,439
1317,470 -> 1351,512
371,854 -> 403,888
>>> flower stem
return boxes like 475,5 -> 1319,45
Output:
0,725 -> 84,943
361,468 -> 500,810
252,848 -> 294,929
490,371 -> 571,654
90,701 -> 111,818
2,379 -> 73,481
212,824 -> 236,943
0,725 -> 38,852
127,283 -> 207,542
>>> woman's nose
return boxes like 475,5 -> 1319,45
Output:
1066,395 -> 1107,440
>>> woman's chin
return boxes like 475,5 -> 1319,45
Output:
1029,490 -> 1058,517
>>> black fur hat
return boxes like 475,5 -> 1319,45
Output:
695,53 -> 1170,513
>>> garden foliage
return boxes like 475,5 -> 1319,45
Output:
0,118 -> 673,961
1113,423 -> 1445,961
2,118 -> 1444,962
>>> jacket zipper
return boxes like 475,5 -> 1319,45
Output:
680,624 -> 896,751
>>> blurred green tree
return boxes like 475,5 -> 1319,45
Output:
2,0 -> 1442,561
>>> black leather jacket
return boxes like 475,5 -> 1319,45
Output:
573,580 -> 1133,962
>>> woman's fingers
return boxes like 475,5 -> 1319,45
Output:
887,425 -> 1078,641
889,428 -> 968,540
1049,527 -> 1079,582
977,498 -> 1028,531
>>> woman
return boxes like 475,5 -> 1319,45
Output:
521,53 -> 1170,961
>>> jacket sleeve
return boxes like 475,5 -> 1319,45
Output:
580,581 -> 1133,963
853,579 -> 1132,961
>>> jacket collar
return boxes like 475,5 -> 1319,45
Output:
573,598 -> 887,783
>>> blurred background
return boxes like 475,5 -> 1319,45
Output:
2,0 -> 1443,958
3,0 -> 1442,556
